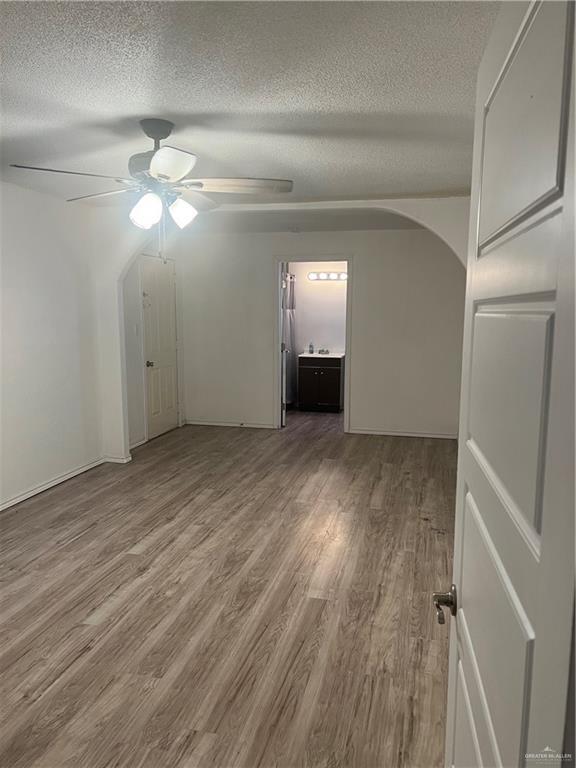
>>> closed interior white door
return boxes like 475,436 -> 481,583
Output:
142,255 -> 179,440
443,3 -> 574,767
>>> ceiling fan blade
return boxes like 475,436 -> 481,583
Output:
10,164 -> 134,183
149,146 -> 197,182
180,177 -> 293,194
179,189 -> 219,212
67,188 -> 136,202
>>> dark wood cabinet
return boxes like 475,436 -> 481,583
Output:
298,355 -> 344,412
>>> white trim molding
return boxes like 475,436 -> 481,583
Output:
0,453 -> 136,511
348,427 -> 458,439
104,455 -> 132,464
0,457 -> 106,512
185,419 -> 275,430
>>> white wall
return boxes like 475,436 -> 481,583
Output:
176,236 -> 277,427
348,232 -> 464,436
87,207 -> 147,462
289,261 -> 347,355
122,257 -> 146,448
0,184 -> 466,509
0,182 -> 102,507
0,183 -> 147,509
173,228 -> 465,436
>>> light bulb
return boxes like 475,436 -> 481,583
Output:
308,272 -> 318,281
169,198 -> 198,229
319,272 -> 328,280
339,272 -> 348,280
129,193 -> 163,229
329,272 -> 338,280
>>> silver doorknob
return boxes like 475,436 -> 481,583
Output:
146,360 -> 155,367
432,584 -> 457,624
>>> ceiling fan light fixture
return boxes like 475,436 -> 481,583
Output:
150,146 -> 197,182
169,197 -> 198,229
129,192 -> 163,229
11,121 -> 294,222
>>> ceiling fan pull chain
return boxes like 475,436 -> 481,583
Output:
163,206 -> 167,263
157,205 -> 167,263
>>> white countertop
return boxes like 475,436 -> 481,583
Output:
298,352 -> 345,359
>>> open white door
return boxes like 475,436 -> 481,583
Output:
280,263 -> 289,428
441,3 -> 574,767
142,255 -> 179,440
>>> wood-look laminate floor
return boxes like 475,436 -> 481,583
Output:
0,413 -> 456,768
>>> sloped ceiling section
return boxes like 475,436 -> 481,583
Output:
0,1 -> 498,204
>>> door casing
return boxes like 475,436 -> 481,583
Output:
141,254 -> 180,442
274,255 -> 352,430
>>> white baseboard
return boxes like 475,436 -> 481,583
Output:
0,452 -> 135,512
103,455 -> 132,464
129,439 -> 147,450
0,424 -> 454,513
347,427 -> 457,439
0,457 -> 106,512
185,419 -> 275,430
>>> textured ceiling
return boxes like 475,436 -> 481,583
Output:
0,1 -> 499,205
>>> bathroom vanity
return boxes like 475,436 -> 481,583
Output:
297,353 -> 345,412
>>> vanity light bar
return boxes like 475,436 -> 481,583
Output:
308,271 -> 347,281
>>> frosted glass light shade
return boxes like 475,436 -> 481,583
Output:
150,147 -> 197,182
129,193 -> 163,229
169,198 -> 198,229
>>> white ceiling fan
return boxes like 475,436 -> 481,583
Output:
10,118 -> 294,230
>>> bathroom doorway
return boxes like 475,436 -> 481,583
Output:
278,259 -> 350,430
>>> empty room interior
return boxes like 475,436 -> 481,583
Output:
0,2 -> 574,767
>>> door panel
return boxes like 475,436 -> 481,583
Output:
458,612 -> 500,768
317,368 -> 340,407
462,443 -> 539,610
478,2 -> 571,247
454,662 -> 482,768
298,367 -> 318,407
163,365 -> 177,411
148,368 -> 161,417
445,3 -> 574,767
460,493 -> 534,768
142,256 -> 179,440
468,307 -> 553,531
